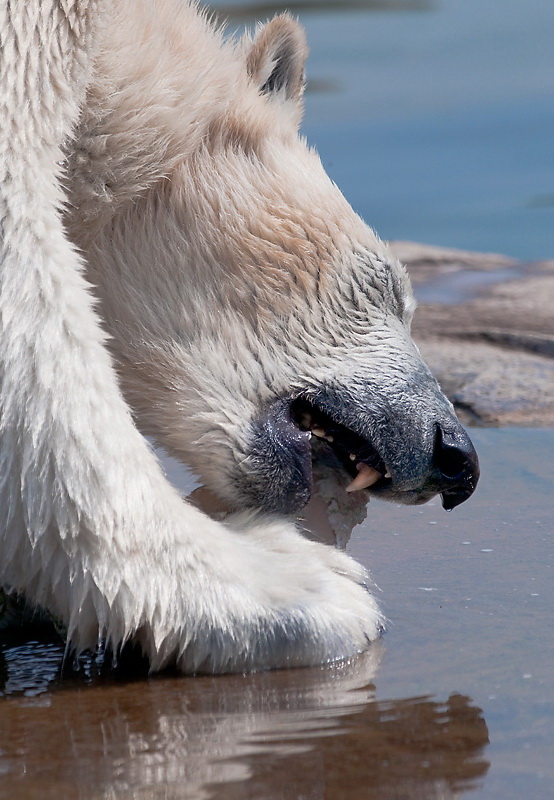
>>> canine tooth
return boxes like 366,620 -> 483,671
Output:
384,471 -> 391,479
325,434 -> 334,443
312,427 -> 325,438
349,453 -> 357,461
346,464 -> 382,493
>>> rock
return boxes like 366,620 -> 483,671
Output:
390,242 -> 554,426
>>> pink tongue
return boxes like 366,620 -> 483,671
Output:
345,463 -> 381,493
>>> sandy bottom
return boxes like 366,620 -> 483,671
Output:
1,428 -> 552,800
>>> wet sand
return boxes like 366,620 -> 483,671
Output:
1,428 -> 553,799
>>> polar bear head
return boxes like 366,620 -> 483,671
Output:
74,12 -> 479,517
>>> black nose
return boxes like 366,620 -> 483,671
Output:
434,425 -> 480,511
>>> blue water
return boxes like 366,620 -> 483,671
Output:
215,0 -> 554,260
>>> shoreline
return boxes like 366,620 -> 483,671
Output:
393,241 -> 554,426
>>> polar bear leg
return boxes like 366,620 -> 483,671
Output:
0,0 -> 382,673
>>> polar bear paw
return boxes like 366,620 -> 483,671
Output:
140,513 -> 385,675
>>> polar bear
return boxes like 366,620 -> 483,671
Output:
0,0 -> 479,673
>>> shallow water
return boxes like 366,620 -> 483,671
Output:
1,428 -> 553,799
413,265 -> 521,305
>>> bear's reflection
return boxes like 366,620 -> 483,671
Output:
0,643 -> 488,800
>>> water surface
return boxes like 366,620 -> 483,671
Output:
1,429 -> 553,799
213,0 -> 554,260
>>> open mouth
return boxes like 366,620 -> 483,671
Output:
290,398 -> 393,494
244,393 -> 478,515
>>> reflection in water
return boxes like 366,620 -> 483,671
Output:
210,0 -> 432,23
0,642 -> 488,799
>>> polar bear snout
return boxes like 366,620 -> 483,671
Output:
433,425 -> 480,510
237,385 -> 479,516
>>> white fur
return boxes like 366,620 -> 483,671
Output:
0,0 -> 388,672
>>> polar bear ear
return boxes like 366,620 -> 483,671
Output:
246,15 -> 308,105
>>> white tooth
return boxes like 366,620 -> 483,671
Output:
384,471 -> 391,479
312,427 -> 325,438
346,464 -> 382,493
325,434 -> 334,442
349,453 -> 357,461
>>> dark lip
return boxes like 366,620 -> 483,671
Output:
289,397 -> 393,490
289,396 -> 479,510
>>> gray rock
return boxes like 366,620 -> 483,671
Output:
390,242 -> 554,426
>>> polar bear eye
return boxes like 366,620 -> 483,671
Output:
391,274 -> 409,321
350,252 -> 412,326
382,261 -> 415,326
